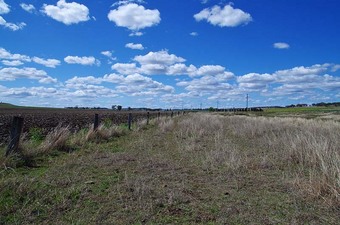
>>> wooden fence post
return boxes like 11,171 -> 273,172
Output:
128,113 -> 132,130
147,112 -> 150,125
6,116 -> 24,157
171,112 -> 174,118
94,114 -> 99,130
158,112 -> 160,120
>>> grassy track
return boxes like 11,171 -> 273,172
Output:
0,113 -> 339,224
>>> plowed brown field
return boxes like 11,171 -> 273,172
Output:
0,108 -> 165,145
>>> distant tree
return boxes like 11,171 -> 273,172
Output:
112,105 -> 117,110
208,107 -> 215,112
117,105 -> 122,111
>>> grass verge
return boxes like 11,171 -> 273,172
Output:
1,113 -> 339,224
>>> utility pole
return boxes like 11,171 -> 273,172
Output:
246,94 -> 249,110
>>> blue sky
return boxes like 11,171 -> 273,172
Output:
0,0 -> 339,109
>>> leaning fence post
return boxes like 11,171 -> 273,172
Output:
147,112 -> 150,125
128,113 -> 132,130
94,114 -> 99,130
6,116 -> 24,157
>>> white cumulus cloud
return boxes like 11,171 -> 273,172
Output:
274,64 -> 329,78
20,3 -> 36,13
32,57 -> 61,68
129,31 -> 143,36
111,63 -> 139,75
1,86 -> 58,98
273,42 -> 290,49
125,43 -> 144,50
237,73 -> 274,91
237,73 -> 275,84
108,3 -> 160,32
42,0 -> 90,25
0,16 -> 26,31
1,60 -> 24,66
101,50 -> 116,61
0,0 -> 9,14
0,47 -> 31,62
65,72 -> 174,97
194,4 -> 252,27
177,75 -> 233,93
101,51 -> 113,58
0,1 -> 26,31
332,64 -> 340,72
235,63 -> 339,95
0,67 -> 57,83
195,65 -> 226,76
167,63 -> 197,76
190,32 -> 198,36
134,50 -> 185,65
64,56 -> 100,66
112,0 -> 146,7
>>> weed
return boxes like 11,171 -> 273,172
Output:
28,127 -> 44,143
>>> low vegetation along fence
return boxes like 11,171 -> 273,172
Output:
2,110 -> 183,156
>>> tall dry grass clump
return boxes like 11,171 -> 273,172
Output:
224,115 -> 340,202
85,124 -> 127,142
174,113 -> 244,171
39,124 -> 71,153
135,118 -> 148,131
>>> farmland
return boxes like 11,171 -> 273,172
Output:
0,107 -> 340,224
0,107 -> 166,146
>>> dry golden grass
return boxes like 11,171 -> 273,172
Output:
174,114 -> 245,172
222,115 -> 340,202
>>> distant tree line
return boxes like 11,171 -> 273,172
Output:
64,101 -> 340,111
311,102 -> 340,107
285,102 -> 340,108
65,106 -> 109,110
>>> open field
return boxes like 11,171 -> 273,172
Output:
261,106 -> 340,120
0,111 -> 339,224
221,106 -> 340,122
